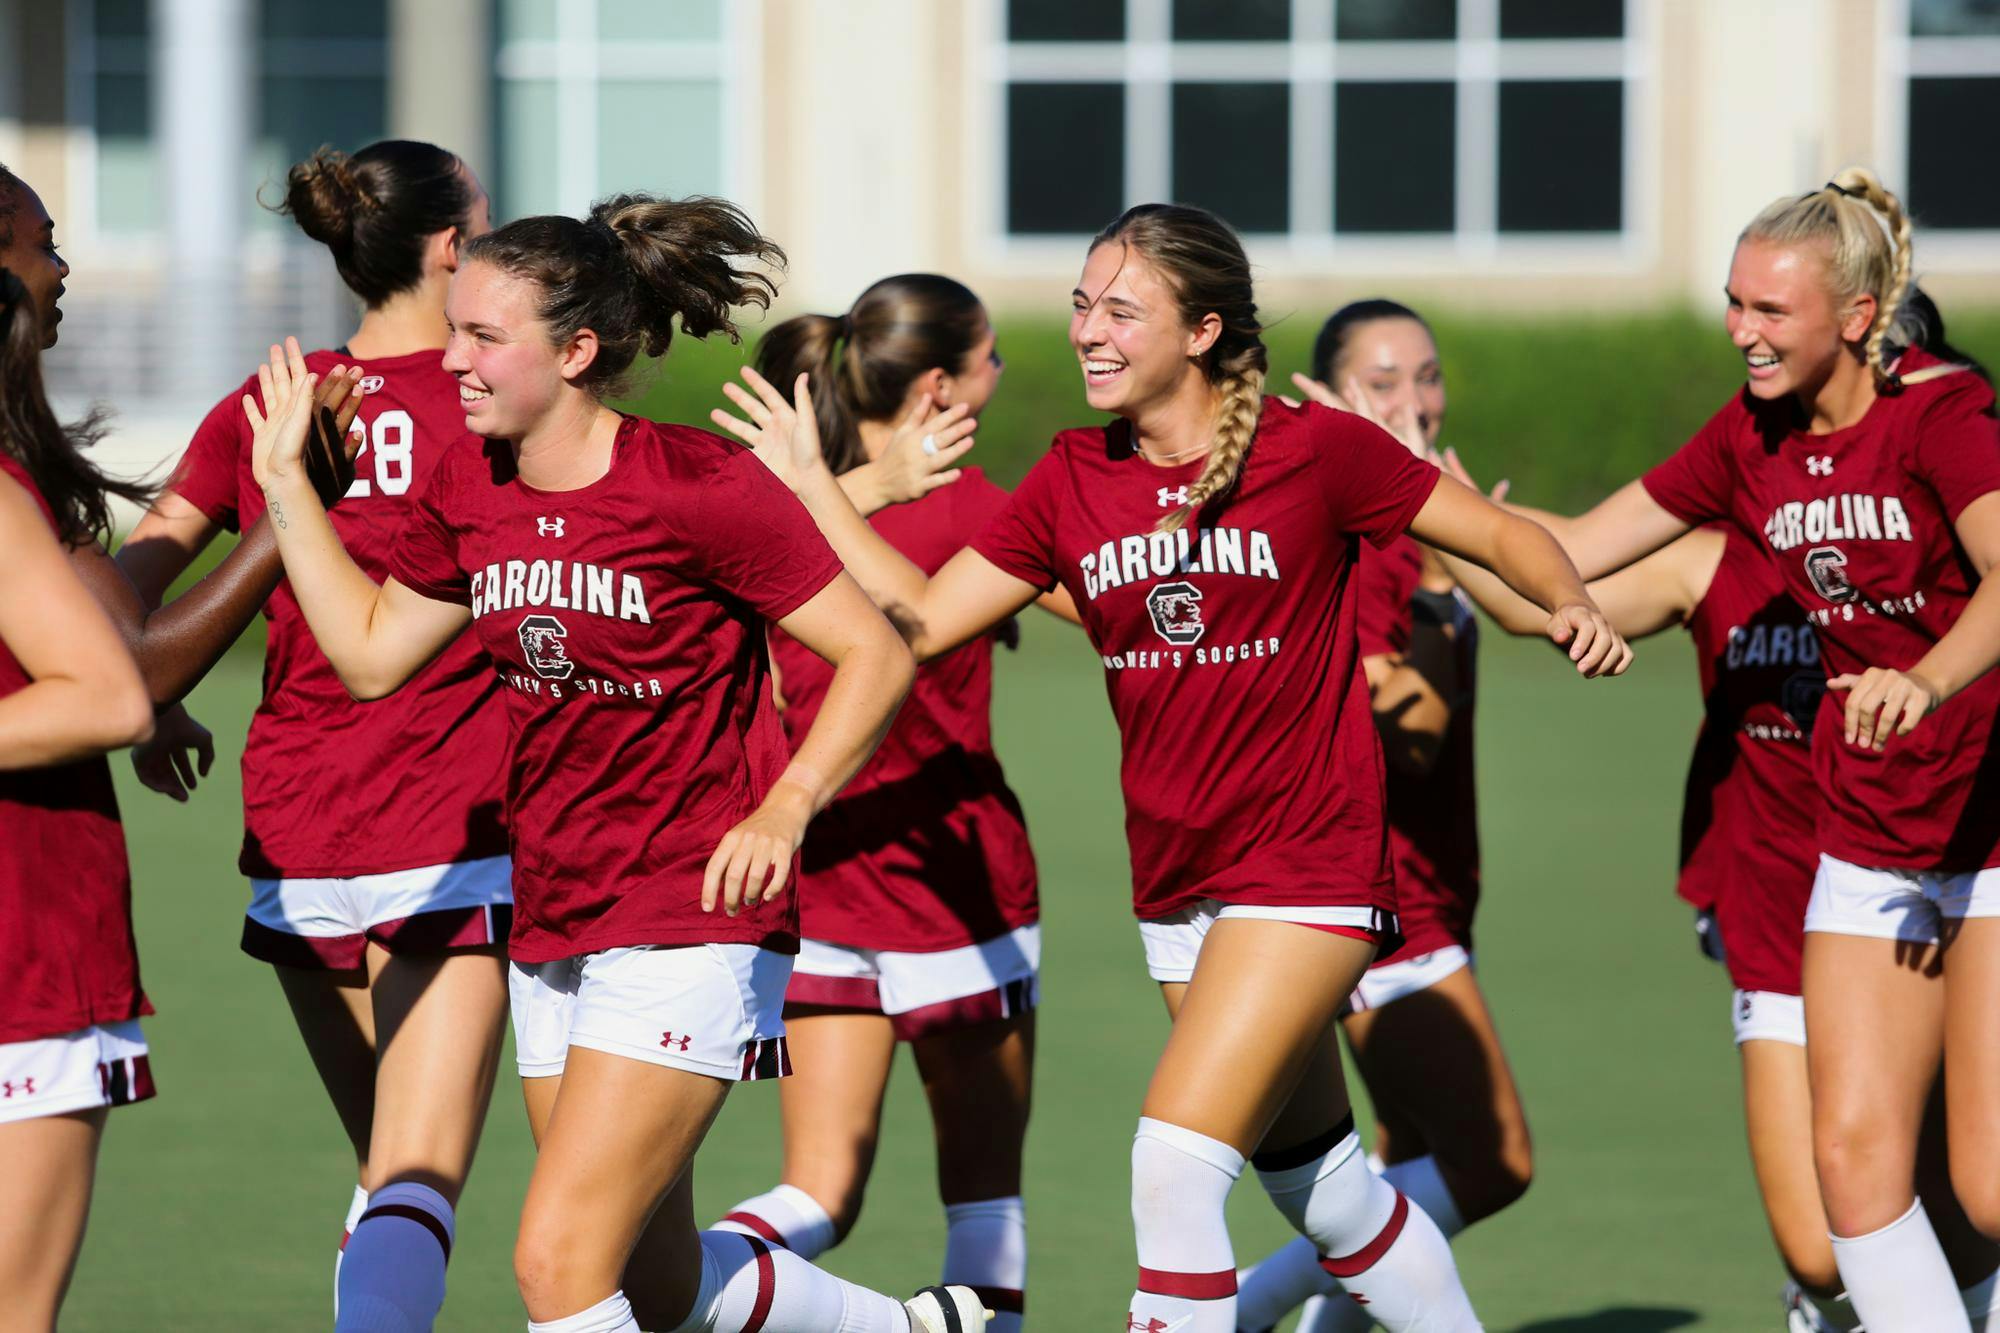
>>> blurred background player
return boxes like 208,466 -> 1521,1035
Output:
1501,168 -> 2000,1333
251,194 -> 987,1332
116,140 -> 516,1330
1233,300 -> 1532,1332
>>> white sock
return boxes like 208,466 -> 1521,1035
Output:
943,1196 -> 1026,1333
335,1180 -> 454,1332
1129,1117 -> 1244,1333
1256,1124 -> 1480,1332
1794,1286 -> 1864,1333
1381,1157 -> 1464,1241
1298,1290 -> 1372,1333
673,1229 -> 912,1332
530,1291 -> 641,1333
1237,1237 -> 1327,1330
1965,1266 -> 2000,1332
1831,1200 -> 1971,1333
335,1184 -> 369,1319
715,1184 -> 838,1260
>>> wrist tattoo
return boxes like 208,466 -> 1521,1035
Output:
269,498 -> 288,530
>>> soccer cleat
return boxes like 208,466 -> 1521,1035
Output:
905,1284 -> 991,1331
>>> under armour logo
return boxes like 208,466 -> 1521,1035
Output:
1806,455 -> 1834,476
357,374 -> 385,396
1349,1291 -> 1371,1306
660,1032 -> 692,1052
537,516 -> 565,537
1,1078 -> 35,1098
1157,486 -> 1190,508
1126,1319 -> 1171,1332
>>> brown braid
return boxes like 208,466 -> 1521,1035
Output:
1161,364 -> 1265,534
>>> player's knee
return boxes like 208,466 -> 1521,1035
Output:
1950,1163 -> 2000,1242
1455,1146 -> 1533,1222
513,1210 -> 584,1313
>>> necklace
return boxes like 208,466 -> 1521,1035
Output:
1139,439 -> 1210,465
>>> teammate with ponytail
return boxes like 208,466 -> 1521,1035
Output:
717,201 -> 1630,1332
1499,168 -> 2000,1332
256,192 -> 987,1333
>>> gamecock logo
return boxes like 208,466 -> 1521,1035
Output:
517,614 -> 576,680
1804,545 -> 1856,604
1781,669 -> 1827,731
1146,580 -> 1206,645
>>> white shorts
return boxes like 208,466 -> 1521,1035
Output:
1732,988 -> 1806,1047
1802,854 -> 2000,944
243,856 -> 513,969
1346,946 -> 1472,1015
787,924 -> 1041,1040
0,1020 -> 153,1126
1139,899 -> 1393,984
508,944 -> 791,1082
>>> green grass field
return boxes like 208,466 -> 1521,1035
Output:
58,617 -> 1787,1331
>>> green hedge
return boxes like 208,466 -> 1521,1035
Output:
631,307 -> 2000,512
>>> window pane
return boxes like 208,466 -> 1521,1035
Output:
1498,80 -> 1621,232
93,0 -> 149,39
1499,0 -> 1623,38
262,0 -> 386,40
254,75 -> 389,229
1909,78 -> 2000,227
1911,0 -> 2000,36
1008,83 -> 1124,234
1335,82 -> 1454,233
1008,0 -> 1125,41
499,78 -> 563,218
1336,0 -> 1455,41
598,80 -> 725,197
600,0 -> 722,41
1173,0 -> 1288,40
95,71 -> 159,233
1172,82 -> 1289,234
497,0 -> 558,43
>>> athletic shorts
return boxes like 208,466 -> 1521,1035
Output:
786,924 -> 1041,1041
1344,945 -> 1472,1015
1732,988 -> 1805,1047
1139,899 -> 1396,984
0,1020 -> 154,1126
1803,854 -> 2000,944
242,856 -> 514,969
509,944 -> 791,1082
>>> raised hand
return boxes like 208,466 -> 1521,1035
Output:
245,338 -> 321,492
712,367 -> 827,494
870,394 -> 978,505
1828,666 -> 1940,750
1547,602 -> 1633,678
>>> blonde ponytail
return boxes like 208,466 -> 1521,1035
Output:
1828,167 -> 1915,385
1160,365 -> 1264,534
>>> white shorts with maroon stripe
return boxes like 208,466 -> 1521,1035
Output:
1139,900 -> 1395,983
509,944 -> 791,1082
787,924 -> 1041,1041
243,855 -> 513,970
1344,945 -> 1472,1015
0,1020 -> 154,1125
1803,854 -> 2000,944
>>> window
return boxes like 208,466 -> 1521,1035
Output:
990,0 -> 1647,256
1883,0 -> 2000,234
493,0 -> 749,221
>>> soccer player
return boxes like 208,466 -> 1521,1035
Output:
117,142 -> 517,1329
715,202 -> 1630,1333
1232,301 -> 1531,1332
715,274 -> 1060,1329
1504,169 -> 2000,1332
0,261 -> 157,1330
250,193 -> 987,1332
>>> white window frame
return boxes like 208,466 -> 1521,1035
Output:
964,0 -> 1659,278
492,0 -> 761,218
1874,0 -> 2000,270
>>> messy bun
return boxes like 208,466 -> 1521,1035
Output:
277,140 -> 475,307
464,193 -> 785,398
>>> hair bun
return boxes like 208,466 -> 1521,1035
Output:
282,147 -> 375,251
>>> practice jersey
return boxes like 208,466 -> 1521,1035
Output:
172,348 -> 509,879
1353,535 -> 1481,962
1680,527 -> 1821,994
972,399 -> 1441,921
389,416 -> 845,961
1643,346 -> 2000,871
770,469 -> 1038,954
0,453 -> 150,1043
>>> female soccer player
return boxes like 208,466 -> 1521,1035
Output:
716,202 -> 1629,1333
0,262 -> 157,1330
715,274 -> 1055,1329
253,194 -> 987,1333
1501,169 -> 2000,1332
117,141 -> 518,1328
1232,301 -> 1531,1333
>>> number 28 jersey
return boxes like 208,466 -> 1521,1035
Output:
172,348 -> 509,880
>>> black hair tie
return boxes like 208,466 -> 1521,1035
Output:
1824,180 -> 1863,199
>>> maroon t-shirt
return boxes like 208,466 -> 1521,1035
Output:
389,417 -> 844,961
971,399 -> 1441,921
1353,535 -> 1481,963
171,348 -> 509,878
771,470 -> 1039,953
1679,526 -> 1821,994
0,454 -> 150,1042
1643,348 -> 2000,871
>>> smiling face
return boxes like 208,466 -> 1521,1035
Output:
1325,316 -> 1445,448
0,177 -> 69,348
1725,237 -> 1872,403
442,260 -> 577,437
1069,242 -> 1214,418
